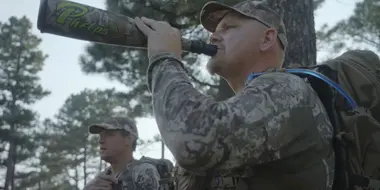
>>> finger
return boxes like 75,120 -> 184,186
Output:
92,184 -> 111,190
93,186 -> 111,190
141,17 -> 169,29
90,183 -> 111,189
134,17 -> 153,36
100,177 -> 116,184
99,174 -> 117,183
141,17 -> 157,26
98,180 -> 114,185
94,182 -> 112,190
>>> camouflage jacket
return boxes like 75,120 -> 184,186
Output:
88,161 -> 161,190
147,53 -> 335,190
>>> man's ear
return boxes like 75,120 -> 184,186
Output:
126,135 -> 135,144
259,28 -> 277,51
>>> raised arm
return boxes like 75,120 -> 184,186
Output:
147,53 -> 325,174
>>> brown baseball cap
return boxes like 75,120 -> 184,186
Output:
200,0 -> 288,49
88,116 -> 139,138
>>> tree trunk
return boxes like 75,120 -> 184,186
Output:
4,102 -> 18,190
75,155 -> 79,190
4,137 -> 15,190
38,180 -> 41,190
4,34 -> 25,190
98,157 -> 103,172
83,144 -> 87,186
11,150 -> 16,190
268,0 -> 317,67
161,140 -> 165,159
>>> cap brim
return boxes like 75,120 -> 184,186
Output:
88,124 -> 109,134
200,1 -> 255,33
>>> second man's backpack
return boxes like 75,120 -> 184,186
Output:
115,156 -> 175,190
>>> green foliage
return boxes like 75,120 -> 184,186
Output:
314,0 -> 326,10
19,88 -> 129,189
0,15 -> 50,189
79,0 -> 231,119
317,0 -> 379,57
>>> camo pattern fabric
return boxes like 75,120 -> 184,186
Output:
130,163 -> 161,190
200,0 -> 288,49
146,53 -> 335,189
107,161 -> 161,190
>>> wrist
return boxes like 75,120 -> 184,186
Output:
146,53 -> 184,92
149,52 -> 181,63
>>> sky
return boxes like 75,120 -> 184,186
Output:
1,0 -> 361,174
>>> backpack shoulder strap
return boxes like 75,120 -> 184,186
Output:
116,160 -> 141,190
246,68 -> 357,109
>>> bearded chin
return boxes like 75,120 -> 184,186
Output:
206,64 -> 215,75
206,60 -> 220,75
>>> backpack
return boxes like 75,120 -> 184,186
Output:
115,156 -> 175,190
139,156 -> 175,190
247,49 -> 380,190
173,50 -> 380,190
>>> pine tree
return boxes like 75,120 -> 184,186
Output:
317,0 -> 379,58
0,16 -> 50,190
28,88 -> 127,189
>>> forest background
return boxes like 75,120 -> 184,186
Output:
0,0 -> 379,189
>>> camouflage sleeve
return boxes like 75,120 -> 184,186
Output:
132,163 -> 160,190
147,53 -> 331,173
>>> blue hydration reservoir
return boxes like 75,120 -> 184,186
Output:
245,68 -> 357,109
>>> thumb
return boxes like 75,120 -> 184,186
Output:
135,17 -> 153,36
100,173 -> 118,183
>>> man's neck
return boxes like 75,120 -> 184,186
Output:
110,154 -> 133,174
226,77 -> 245,93
225,68 -> 253,93
226,61 -> 278,93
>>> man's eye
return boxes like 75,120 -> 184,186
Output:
215,24 -> 236,32
105,131 -> 116,136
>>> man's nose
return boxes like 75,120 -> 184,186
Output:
98,136 -> 105,144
